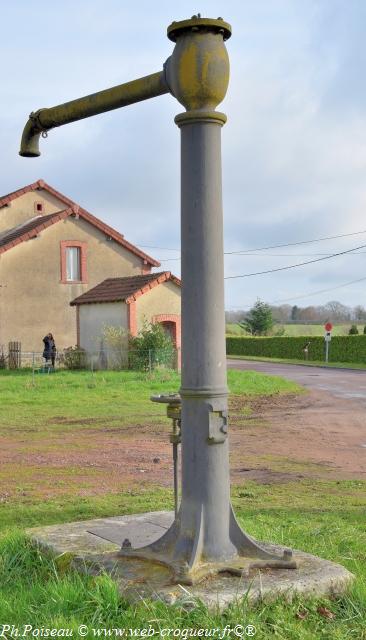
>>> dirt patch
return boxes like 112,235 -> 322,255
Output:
234,468 -> 305,484
0,389 -> 365,501
229,390 -> 366,481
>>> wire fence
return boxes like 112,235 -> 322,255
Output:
0,346 -> 180,373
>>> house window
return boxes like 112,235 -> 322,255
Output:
60,241 -> 87,284
66,247 -> 81,281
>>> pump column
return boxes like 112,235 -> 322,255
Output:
176,110 -> 235,561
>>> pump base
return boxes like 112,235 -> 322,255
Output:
28,511 -> 354,609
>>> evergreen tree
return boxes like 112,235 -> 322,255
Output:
291,305 -> 299,322
240,299 -> 274,336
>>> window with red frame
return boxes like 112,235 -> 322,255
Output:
60,241 -> 87,283
66,247 -> 81,281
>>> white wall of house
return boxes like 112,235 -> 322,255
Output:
78,302 -> 128,353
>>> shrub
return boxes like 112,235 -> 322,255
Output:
101,325 -> 128,369
364,325 -> 366,335
0,347 -> 6,369
226,335 -> 366,363
129,321 -> 175,371
349,324 -> 359,335
272,324 -> 286,337
61,346 -> 87,370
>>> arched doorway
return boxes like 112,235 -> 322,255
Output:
152,314 -> 181,369
160,320 -> 177,344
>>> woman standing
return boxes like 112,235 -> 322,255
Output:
43,333 -> 56,367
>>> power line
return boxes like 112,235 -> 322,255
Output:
227,252 -> 366,257
140,228 -> 366,256
156,257 -> 180,262
270,275 -> 366,304
224,241 -> 366,280
224,229 -> 366,254
138,245 -> 180,252
242,252 -> 366,256
159,251 -> 366,262
225,273 -> 366,309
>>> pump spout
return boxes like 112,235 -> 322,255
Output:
19,69 -> 169,157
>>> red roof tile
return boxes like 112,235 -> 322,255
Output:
70,272 -> 181,306
0,210 -> 71,254
0,180 -> 160,266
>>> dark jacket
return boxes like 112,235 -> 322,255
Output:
43,336 -> 56,359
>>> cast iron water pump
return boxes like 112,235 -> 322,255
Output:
20,15 -> 297,584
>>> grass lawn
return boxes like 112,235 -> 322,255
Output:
0,367 -> 302,434
0,369 -> 365,638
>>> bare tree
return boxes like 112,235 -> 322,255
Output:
353,305 -> 366,322
324,301 -> 351,322
270,304 -> 292,323
297,306 -> 319,323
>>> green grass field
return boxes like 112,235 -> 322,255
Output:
0,369 -> 365,638
226,323 -> 366,337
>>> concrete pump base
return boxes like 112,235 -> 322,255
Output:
28,511 -> 354,610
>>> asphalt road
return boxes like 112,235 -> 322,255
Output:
227,359 -> 366,406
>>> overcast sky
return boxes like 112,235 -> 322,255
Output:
2,0 -> 366,310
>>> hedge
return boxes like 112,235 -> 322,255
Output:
226,335 -> 366,363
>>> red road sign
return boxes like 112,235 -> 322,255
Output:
324,322 -> 333,332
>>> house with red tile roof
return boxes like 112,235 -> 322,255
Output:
0,180 -> 180,354
70,271 -> 181,361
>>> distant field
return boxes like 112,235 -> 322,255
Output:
226,323 -> 365,336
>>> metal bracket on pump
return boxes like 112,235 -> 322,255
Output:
208,408 -> 228,444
